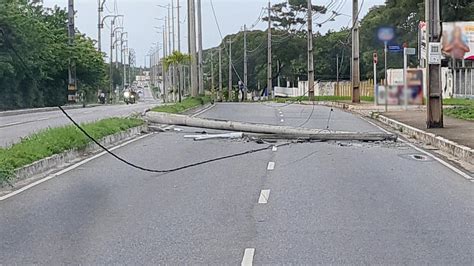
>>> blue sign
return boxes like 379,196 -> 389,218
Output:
388,45 -> 402,53
377,27 -> 395,42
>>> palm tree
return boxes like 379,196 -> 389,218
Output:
164,51 -> 191,102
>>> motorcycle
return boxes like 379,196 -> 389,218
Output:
123,91 -> 137,104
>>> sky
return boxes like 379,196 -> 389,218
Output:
42,0 -> 385,67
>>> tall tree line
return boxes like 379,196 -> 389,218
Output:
203,0 -> 474,92
0,0 -> 107,110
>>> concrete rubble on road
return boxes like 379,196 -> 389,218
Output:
146,112 -> 398,142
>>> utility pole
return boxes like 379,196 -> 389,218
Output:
243,24 -> 248,101
162,25 -> 167,102
177,0 -> 181,52
122,41 -> 127,90
211,50 -> 215,101
171,0 -> 176,52
351,0 -> 360,103
267,1 -> 273,99
68,0 -> 77,103
188,0 -> 198,96
97,0 -> 106,52
307,0 -> 314,101
219,46 -> 223,101
336,54 -> 340,96
110,21 -> 123,103
197,0 -> 204,94
228,37 -> 233,101
425,0 -> 443,128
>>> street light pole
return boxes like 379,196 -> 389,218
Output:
109,18 -> 123,103
97,0 -> 106,52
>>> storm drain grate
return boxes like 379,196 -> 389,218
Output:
410,154 -> 430,161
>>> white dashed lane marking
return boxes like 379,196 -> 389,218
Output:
258,190 -> 270,204
241,248 -> 255,266
272,146 -> 277,152
267,162 -> 275,170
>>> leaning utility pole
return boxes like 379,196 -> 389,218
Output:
68,0 -> 77,103
188,0 -> 198,96
351,0 -> 361,103
219,46 -> 223,101
228,37 -> 233,101
425,0 -> 443,128
267,1 -> 272,99
307,0 -> 314,101
243,24 -> 248,101
197,0 -> 204,94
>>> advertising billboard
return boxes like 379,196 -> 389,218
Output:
441,22 -> 474,60
376,69 -> 424,105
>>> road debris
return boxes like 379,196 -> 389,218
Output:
184,132 -> 244,141
146,112 -> 398,142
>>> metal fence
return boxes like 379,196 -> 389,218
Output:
335,80 -> 375,97
453,67 -> 474,98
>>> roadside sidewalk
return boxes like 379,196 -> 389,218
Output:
320,100 -> 474,166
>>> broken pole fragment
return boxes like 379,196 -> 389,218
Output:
145,112 -> 398,142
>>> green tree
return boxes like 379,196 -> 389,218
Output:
0,0 -> 107,110
164,51 -> 190,102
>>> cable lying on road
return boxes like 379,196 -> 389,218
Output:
58,106 -> 294,174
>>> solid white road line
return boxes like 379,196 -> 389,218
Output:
0,134 -> 153,201
241,248 -> 255,266
267,162 -> 275,170
364,118 -> 473,181
258,190 -> 270,204
191,103 -> 216,117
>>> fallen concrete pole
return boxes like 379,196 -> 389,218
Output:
246,133 -> 397,142
145,112 -> 397,141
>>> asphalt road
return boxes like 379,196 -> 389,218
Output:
0,103 -> 472,264
0,88 -> 158,147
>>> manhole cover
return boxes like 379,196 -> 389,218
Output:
410,154 -> 430,161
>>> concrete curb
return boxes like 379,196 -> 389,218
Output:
318,100 -> 473,165
0,104 -> 104,117
10,125 -> 148,185
372,113 -> 474,164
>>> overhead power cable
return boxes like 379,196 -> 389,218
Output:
1,27 -> 302,175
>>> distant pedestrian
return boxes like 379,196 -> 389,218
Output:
238,80 -> 245,102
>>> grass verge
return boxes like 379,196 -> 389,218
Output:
444,106 -> 474,120
0,117 -> 144,185
443,98 -> 473,120
151,96 -> 211,113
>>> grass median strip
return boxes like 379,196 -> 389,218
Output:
0,117 -> 144,184
151,96 -> 211,114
